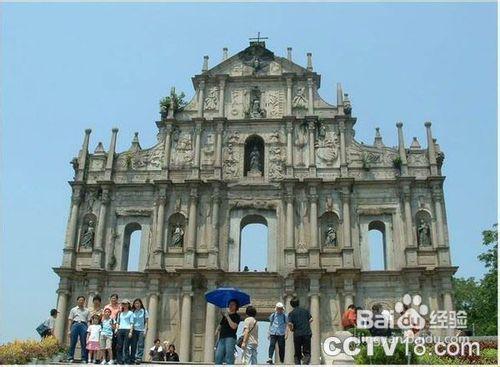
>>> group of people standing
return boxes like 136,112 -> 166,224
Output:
215,297 -> 313,365
64,294 -> 152,364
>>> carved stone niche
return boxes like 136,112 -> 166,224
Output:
79,213 -> 97,252
244,135 -> 265,177
415,210 -> 432,248
167,212 -> 186,252
320,211 -> 341,251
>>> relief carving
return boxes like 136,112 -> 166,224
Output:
269,146 -> 285,180
292,87 -> 308,109
223,143 -> 240,179
172,131 -> 194,167
265,90 -> 284,118
203,87 -> 219,111
315,131 -> 339,165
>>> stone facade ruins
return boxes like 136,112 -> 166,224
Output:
53,41 -> 456,363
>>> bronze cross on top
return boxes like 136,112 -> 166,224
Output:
249,32 -> 268,43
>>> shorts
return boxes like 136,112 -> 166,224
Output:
100,334 -> 113,349
87,341 -> 100,351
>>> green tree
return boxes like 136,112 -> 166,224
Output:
453,224 -> 498,335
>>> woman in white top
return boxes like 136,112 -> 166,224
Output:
241,305 -> 259,365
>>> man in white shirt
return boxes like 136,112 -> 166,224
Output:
67,296 -> 91,363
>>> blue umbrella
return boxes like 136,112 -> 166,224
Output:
205,287 -> 251,308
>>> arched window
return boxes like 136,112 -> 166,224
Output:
244,135 -> 264,177
368,220 -> 387,270
240,214 -> 268,271
122,222 -> 142,271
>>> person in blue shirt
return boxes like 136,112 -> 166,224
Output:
130,298 -> 149,364
115,299 -> 135,365
267,302 -> 288,364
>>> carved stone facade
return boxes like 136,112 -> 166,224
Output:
54,41 -> 456,364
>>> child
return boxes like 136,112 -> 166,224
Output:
99,308 -> 115,365
87,314 -> 102,363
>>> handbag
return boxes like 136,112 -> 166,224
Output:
237,318 -> 257,348
36,322 -> 50,336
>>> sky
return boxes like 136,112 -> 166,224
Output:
1,3 -> 497,343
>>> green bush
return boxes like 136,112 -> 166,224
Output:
355,341 -> 417,365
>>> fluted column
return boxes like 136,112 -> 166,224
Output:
339,120 -> 348,176
145,292 -> 159,355
54,289 -> 69,343
192,120 -> 203,178
203,278 -> 218,362
62,186 -> 82,267
152,185 -> 167,268
286,121 -> 294,176
309,184 -> 320,268
214,120 -> 224,179
197,80 -> 205,118
104,128 -> 118,181
307,119 -> 316,175
218,78 -> 226,117
185,186 -> 198,267
307,77 -> 314,115
208,184 -> 220,268
163,123 -> 173,179
432,186 -> 445,247
341,189 -> 351,248
286,77 -> 293,115
396,122 -> 409,176
285,192 -> 294,249
179,280 -> 193,362
309,276 -> 321,364
402,185 -> 414,248
92,188 -> 110,269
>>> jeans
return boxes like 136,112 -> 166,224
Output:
116,329 -> 131,364
215,337 -> 237,364
242,343 -> 258,365
268,334 -> 285,362
293,334 -> 311,365
130,330 -> 145,362
68,322 -> 88,361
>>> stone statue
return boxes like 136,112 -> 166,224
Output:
249,98 -> 265,118
325,225 -> 337,246
418,219 -> 431,246
171,223 -> 184,247
249,146 -> 262,173
292,87 -> 307,109
81,221 -> 95,248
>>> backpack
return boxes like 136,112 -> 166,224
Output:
36,321 -> 50,336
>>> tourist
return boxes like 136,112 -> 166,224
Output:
115,299 -> 135,365
148,339 -> 165,362
241,305 -> 259,365
130,298 -> 149,364
267,302 -> 288,364
105,294 -> 121,360
99,307 -> 115,365
90,295 -> 104,320
288,297 -> 312,365
165,344 -> 180,362
39,309 -> 58,339
341,304 -> 357,330
215,299 -> 241,364
67,296 -> 91,363
86,315 -> 102,363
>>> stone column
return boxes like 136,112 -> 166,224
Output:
285,191 -> 294,249
284,278 -> 295,365
218,77 -> 226,117
443,291 -> 454,336
152,186 -> 167,268
213,120 -> 224,179
92,188 -> 110,269
203,278 -> 218,362
208,183 -> 221,268
343,278 -> 355,311
104,128 -> 118,181
179,280 -> 193,362
62,186 -> 82,267
144,292 -> 159,353
76,129 -> 92,181
54,289 -> 69,343
285,121 -> 294,176
185,186 -> 198,267
286,77 -> 293,115
425,122 -> 438,175
307,77 -> 314,115
339,120 -> 348,176
432,186 -> 445,247
309,275 -> 321,364
307,118 -> 316,175
192,120 -> 203,178
197,80 -> 205,118
341,189 -> 351,248
163,123 -> 174,179
309,184 -> 320,267
396,122 -> 409,176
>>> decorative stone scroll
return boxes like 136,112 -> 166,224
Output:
203,87 -> 219,111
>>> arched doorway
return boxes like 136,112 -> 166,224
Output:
368,220 -> 387,270
240,214 -> 268,272
121,222 -> 142,271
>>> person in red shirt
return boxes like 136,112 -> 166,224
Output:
341,304 -> 357,330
